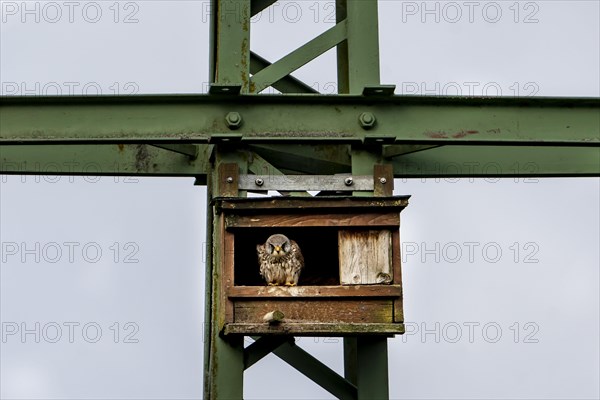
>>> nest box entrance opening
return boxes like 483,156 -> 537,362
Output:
234,228 -> 340,286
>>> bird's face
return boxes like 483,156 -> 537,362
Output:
266,234 -> 291,258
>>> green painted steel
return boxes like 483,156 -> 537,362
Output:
250,0 -> 277,17
2,144 -> 599,177
203,180 -> 216,399
250,52 -> 319,94
336,0 -> 381,94
0,144 -> 209,176
356,337 -> 390,399
392,145 -> 600,177
211,0 -> 251,92
1,96 -> 598,145
246,151 -> 311,196
250,21 -> 347,93
204,148 -> 248,400
244,336 -> 292,369
270,340 -> 358,400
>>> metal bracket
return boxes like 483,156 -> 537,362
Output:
363,134 -> 396,144
209,84 -> 242,95
238,174 -> 374,192
362,85 -> 396,96
209,133 -> 244,143
248,151 -> 311,196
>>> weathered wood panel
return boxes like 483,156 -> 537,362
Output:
223,228 -> 235,325
228,285 -> 402,298
226,213 -> 399,228
392,230 -> 404,323
234,300 -> 393,324
223,322 -> 405,336
373,165 -> 394,196
217,163 -> 239,197
339,230 -> 392,285
215,196 -> 410,213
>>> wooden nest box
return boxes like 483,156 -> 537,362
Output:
213,196 -> 409,336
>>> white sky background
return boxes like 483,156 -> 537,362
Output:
0,1 -> 599,399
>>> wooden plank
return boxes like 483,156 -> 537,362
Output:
228,285 -> 402,298
215,196 -> 409,212
216,215 -> 228,331
373,164 -> 394,196
339,230 -> 392,285
234,300 -> 393,324
217,163 -> 239,197
223,229 -> 235,324
226,213 -> 399,228
223,322 -> 405,336
392,230 -> 404,323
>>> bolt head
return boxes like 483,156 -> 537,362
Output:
379,177 -> 387,184
344,177 -> 354,186
359,112 -> 376,129
255,178 -> 264,186
226,177 -> 234,183
225,112 -> 242,129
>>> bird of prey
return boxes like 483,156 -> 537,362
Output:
257,234 -> 304,286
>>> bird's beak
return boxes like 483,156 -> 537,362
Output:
274,246 -> 281,252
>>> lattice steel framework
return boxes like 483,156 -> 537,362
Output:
1,1 -> 599,399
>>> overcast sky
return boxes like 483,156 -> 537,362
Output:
0,1 -> 599,399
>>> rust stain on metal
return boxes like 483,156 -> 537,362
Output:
117,144 -> 124,152
452,130 -> 479,138
425,131 -> 448,138
427,130 -> 482,139
241,38 -> 249,91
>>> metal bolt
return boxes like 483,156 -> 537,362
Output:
344,177 -> 354,186
226,177 -> 234,183
255,178 -> 264,186
225,112 -> 242,129
359,112 -> 376,130
379,177 -> 387,184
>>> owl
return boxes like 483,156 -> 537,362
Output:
257,234 -> 304,286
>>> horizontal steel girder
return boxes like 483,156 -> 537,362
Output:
0,144 -> 209,176
2,144 -> 598,177
1,95 -> 598,145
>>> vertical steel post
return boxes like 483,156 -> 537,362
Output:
356,336 -> 390,398
210,0 -> 251,92
337,2 -> 390,397
204,147 -> 248,400
207,2 -> 250,398
336,0 -> 381,94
